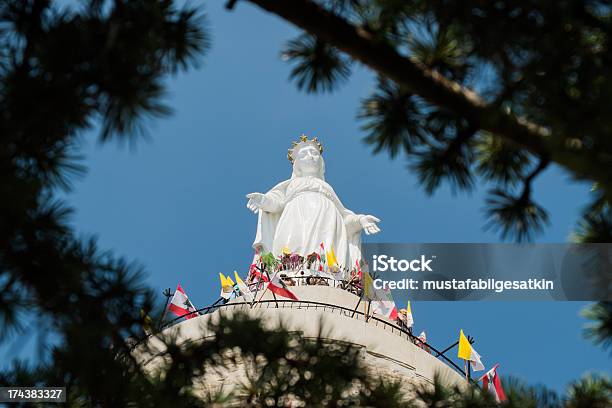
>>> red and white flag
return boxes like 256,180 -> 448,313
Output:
167,284 -> 199,319
355,260 -> 363,280
267,272 -> 298,300
249,250 -> 268,290
480,364 -> 507,402
249,249 -> 261,275
250,269 -> 269,284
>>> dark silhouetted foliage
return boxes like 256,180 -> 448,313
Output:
1,1 -> 610,406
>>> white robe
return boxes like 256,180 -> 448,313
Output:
253,176 -> 362,268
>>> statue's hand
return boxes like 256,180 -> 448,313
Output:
246,192 -> 283,213
246,193 -> 266,213
360,215 -> 381,235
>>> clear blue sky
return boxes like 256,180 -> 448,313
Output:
46,1 -> 610,393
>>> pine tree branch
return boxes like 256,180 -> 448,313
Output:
242,0 -> 610,190
521,157 -> 550,202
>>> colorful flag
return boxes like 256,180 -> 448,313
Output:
312,251 -> 323,271
363,272 -> 398,320
267,272 -> 298,300
318,242 -> 326,271
480,364 -> 507,402
458,329 -> 485,371
234,271 -> 253,302
326,247 -> 337,268
363,271 -> 374,299
405,301 -> 414,328
167,284 -> 199,319
219,273 -> 234,300
250,269 -> 269,282
261,252 -> 279,270
249,249 -> 261,276
352,260 -> 363,289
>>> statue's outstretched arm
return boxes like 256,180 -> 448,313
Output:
342,208 -> 381,236
246,190 -> 284,213
359,214 -> 381,235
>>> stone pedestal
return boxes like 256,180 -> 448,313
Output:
135,285 -> 465,400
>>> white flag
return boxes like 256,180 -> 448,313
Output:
234,271 -> 253,302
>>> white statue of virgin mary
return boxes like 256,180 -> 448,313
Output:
246,135 -> 380,269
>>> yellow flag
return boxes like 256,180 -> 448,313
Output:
458,329 -> 472,360
363,271 -> 374,299
405,301 -> 414,327
219,272 -> 229,288
234,271 -> 245,285
326,247 -> 337,266
282,246 -> 291,255
219,273 -> 234,300
457,329 -> 484,371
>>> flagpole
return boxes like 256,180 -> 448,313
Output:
264,267 -> 279,308
351,296 -> 362,318
249,254 -> 263,308
467,359 -> 472,382
250,280 -> 261,308
360,270 -> 368,322
210,297 -> 225,308
253,270 -> 270,307
253,265 -> 280,307
157,287 -> 173,329
249,268 -> 261,308
365,299 -> 372,322
467,335 -> 474,383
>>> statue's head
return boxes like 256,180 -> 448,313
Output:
288,134 -> 325,179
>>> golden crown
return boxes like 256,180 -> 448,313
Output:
287,134 -> 324,163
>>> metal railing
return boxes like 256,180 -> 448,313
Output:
246,275 -> 362,294
161,298 -> 469,379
